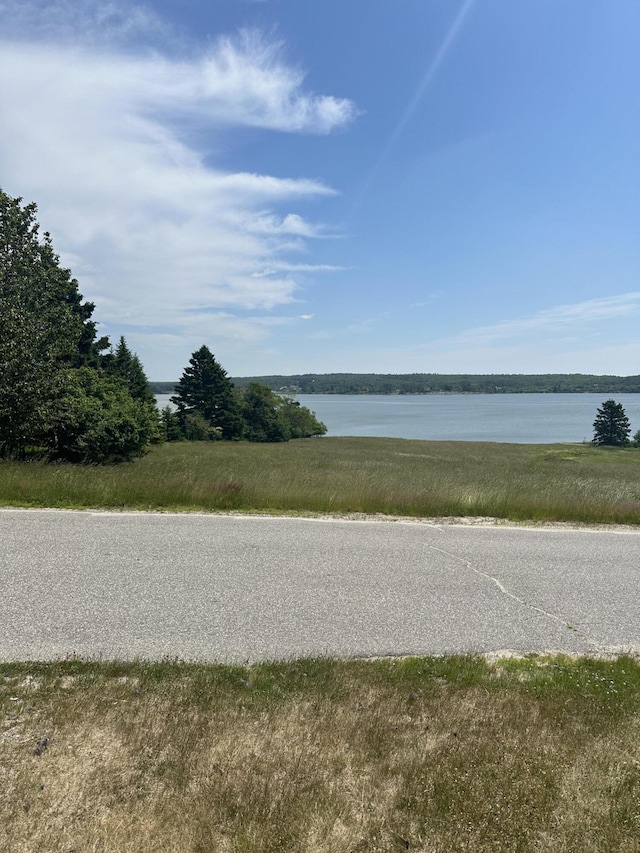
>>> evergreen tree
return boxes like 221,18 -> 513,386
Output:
111,336 -> 156,405
172,345 -> 244,440
0,187 -> 155,462
160,405 -> 184,442
592,399 -> 631,447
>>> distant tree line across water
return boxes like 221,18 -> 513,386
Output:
151,373 -> 640,396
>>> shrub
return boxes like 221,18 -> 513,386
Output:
46,369 -> 157,463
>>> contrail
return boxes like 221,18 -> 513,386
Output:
352,0 -> 476,210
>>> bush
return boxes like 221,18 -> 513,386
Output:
46,369 -> 158,463
240,383 -> 291,442
181,411 -> 222,442
279,397 -> 327,438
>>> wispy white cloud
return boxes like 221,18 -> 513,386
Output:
0,1 -> 356,376
293,293 -> 640,376
251,263 -> 344,279
247,212 -> 337,237
124,312 -> 298,376
0,0 -> 171,45
453,293 -> 640,345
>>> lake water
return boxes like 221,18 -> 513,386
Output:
156,393 -> 640,444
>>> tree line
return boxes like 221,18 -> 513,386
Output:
200,373 -> 640,395
0,189 -> 324,463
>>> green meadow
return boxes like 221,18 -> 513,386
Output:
0,436 -> 638,524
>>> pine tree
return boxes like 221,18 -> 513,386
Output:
111,336 -> 156,405
171,345 -> 244,440
592,399 -> 631,447
160,405 -> 184,442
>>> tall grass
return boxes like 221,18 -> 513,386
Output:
0,437 -> 639,524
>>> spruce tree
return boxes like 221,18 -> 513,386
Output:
172,345 -> 244,440
592,399 -> 631,447
112,336 -> 156,405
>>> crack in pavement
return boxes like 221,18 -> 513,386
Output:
425,541 -> 605,653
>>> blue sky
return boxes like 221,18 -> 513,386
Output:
1,0 -> 638,379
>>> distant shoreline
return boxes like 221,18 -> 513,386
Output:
151,373 -> 640,396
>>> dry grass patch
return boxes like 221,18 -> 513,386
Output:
1,656 -> 639,852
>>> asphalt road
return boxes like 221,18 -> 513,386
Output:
1,509 -> 638,662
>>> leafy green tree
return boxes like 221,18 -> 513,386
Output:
172,345 -> 244,440
592,399 -> 631,447
236,384 -> 327,442
182,411 -> 221,441
45,369 -> 158,463
1,190 -> 82,456
240,383 -> 291,442
0,187 -> 156,462
631,429 -> 640,448
278,396 -> 327,438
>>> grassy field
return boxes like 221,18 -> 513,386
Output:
2,655 -> 639,852
0,436 -> 639,524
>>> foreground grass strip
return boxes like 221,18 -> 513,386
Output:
1,656 -> 639,852
1,437 -> 640,524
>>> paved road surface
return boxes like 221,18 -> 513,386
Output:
1,509 -> 638,662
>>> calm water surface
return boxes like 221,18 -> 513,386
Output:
293,394 -> 640,444
156,393 -> 640,444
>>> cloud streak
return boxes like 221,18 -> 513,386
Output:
454,293 -> 640,345
0,1 -> 356,376
0,0 -> 171,44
